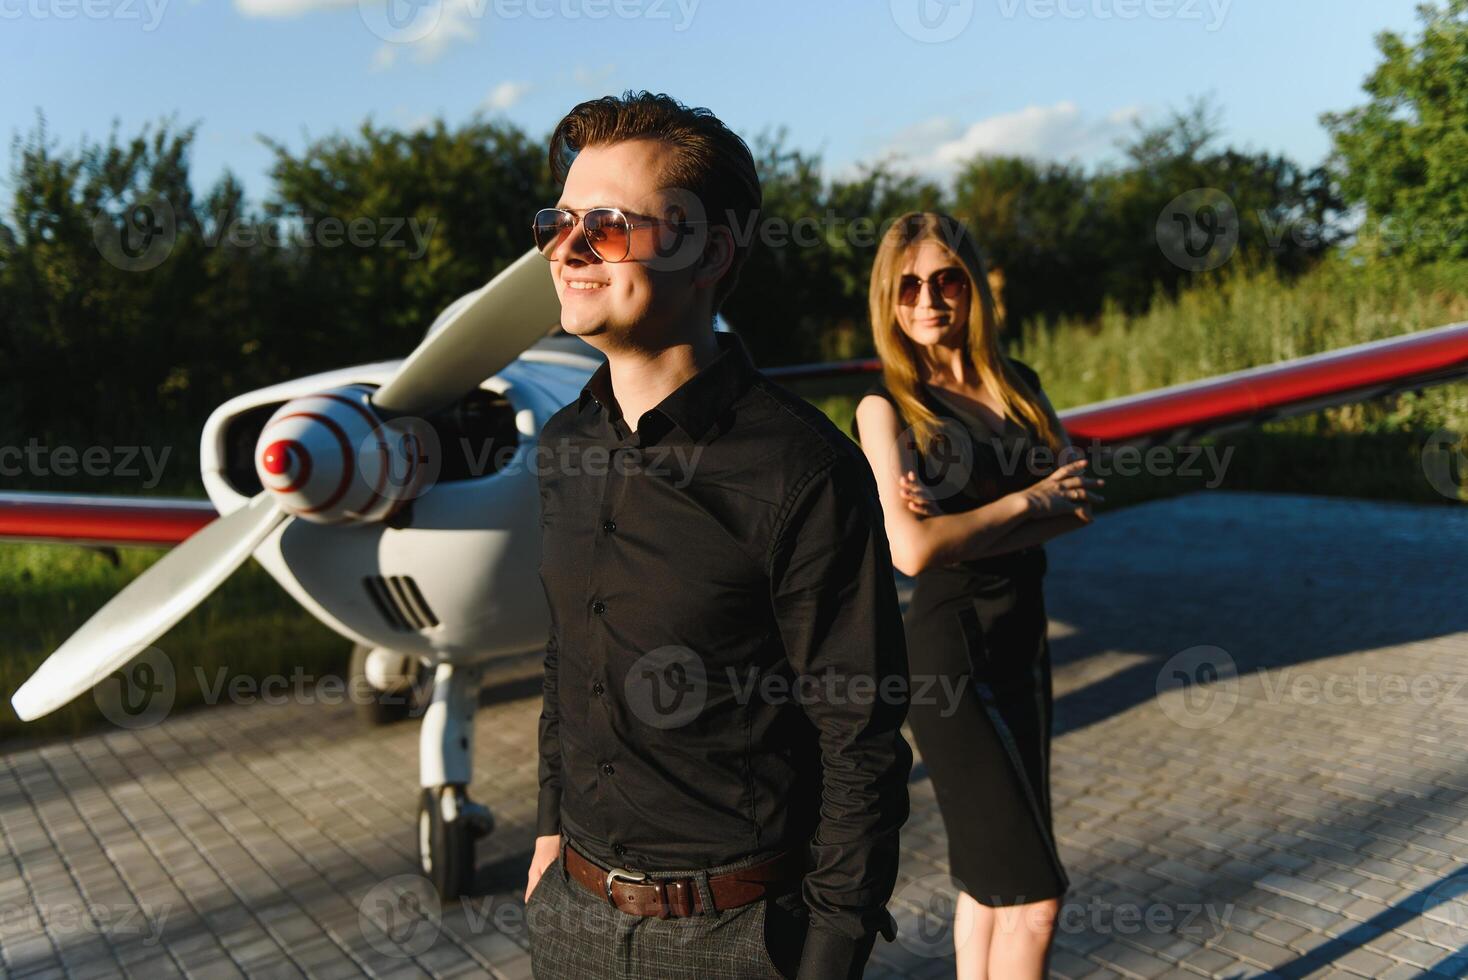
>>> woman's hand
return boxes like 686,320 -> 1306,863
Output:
898,469 -> 941,518
1019,458 -> 1104,521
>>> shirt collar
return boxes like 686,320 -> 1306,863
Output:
576,331 -> 757,442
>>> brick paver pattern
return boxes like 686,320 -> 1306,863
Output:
3,491 -> 1467,979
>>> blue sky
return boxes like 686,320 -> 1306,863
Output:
0,0 -> 1427,207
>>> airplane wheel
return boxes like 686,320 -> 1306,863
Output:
418,786 -> 474,899
349,644 -> 424,726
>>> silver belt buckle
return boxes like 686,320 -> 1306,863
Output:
605,866 -> 650,903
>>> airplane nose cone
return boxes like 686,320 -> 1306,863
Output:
254,385 -> 430,525
261,439 -> 306,478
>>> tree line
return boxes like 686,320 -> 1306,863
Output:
2,1 -> 1462,494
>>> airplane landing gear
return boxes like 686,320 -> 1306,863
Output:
417,784 -> 494,899
417,661 -> 493,899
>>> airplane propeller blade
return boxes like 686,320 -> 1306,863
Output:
371,248 -> 562,417
10,492 -> 288,722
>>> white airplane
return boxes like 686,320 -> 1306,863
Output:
4,243 -> 1466,898
9,250 -> 579,898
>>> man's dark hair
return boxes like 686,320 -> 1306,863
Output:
548,90 -> 762,315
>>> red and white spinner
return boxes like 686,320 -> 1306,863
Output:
254,384 -> 433,524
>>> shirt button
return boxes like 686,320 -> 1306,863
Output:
592,599 -> 606,615
601,763 -> 615,776
592,681 -> 605,696
613,843 -> 627,857
601,519 -> 616,533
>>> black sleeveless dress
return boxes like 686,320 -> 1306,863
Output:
851,359 -> 1070,905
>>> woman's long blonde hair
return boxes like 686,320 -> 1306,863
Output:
868,211 -> 1064,456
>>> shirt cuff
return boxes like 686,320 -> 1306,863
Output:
795,922 -> 882,980
536,786 -> 562,837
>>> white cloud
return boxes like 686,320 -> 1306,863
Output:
233,0 -> 352,16
570,63 -> 617,89
370,44 -> 398,71
483,80 -> 531,112
235,0 -> 479,67
397,0 -> 478,64
887,117 -> 963,147
880,101 -> 1145,176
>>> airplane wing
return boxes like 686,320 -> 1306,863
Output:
3,320 -> 1464,548
771,319 -> 1468,445
0,493 -> 218,547
1053,319 -> 1468,446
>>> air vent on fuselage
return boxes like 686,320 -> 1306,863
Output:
363,575 -> 439,632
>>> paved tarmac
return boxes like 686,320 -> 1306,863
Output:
3,491 -> 1467,979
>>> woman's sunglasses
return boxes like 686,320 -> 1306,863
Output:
532,206 -> 705,263
897,267 -> 969,306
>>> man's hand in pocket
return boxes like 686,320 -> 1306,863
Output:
524,834 -> 562,903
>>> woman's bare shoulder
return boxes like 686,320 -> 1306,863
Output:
853,388 -> 904,444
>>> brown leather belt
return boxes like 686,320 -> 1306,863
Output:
561,839 -> 808,918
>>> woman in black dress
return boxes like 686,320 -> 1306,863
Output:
851,212 -> 1103,979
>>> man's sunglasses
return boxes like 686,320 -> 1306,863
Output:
897,267 -> 969,306
532,206 -> 706,263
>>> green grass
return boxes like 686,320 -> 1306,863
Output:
1015,255 -> 1468,414
0,543 -> 345,746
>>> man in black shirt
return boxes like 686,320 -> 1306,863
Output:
522,90 -> 912,980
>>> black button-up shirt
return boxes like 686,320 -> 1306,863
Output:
534,330 -> 912,975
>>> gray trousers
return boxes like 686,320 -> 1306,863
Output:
526,840 -> 809,979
